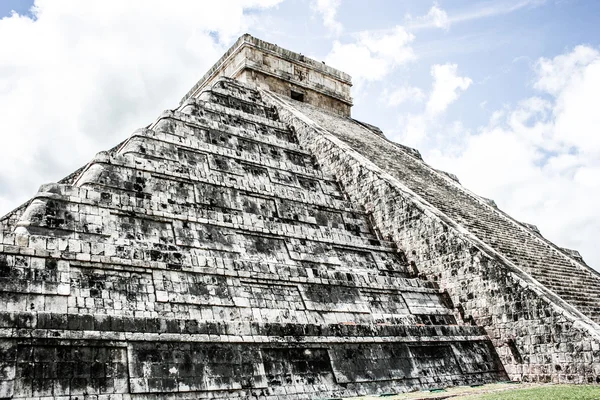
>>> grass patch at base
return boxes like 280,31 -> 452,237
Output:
455,384 -> 600,400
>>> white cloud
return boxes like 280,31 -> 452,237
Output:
384,86 -> 425,106
311,0 -> 343,36
406,1 -> 544,31
534,45 -> 599,95
357,27 -> 416,65
427,63 -> 472,115
0,0 -> 282,215
448,0 -> 546,25
407,4 -> 450,30
326,40 -> 389,83
390,63 -> 472,149
325,26 -> 416,84
395,114 -> 429,149
424,45 -> 600,269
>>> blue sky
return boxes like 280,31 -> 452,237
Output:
0,0 -> 33,17
0,0 -> 599,269
254,0 -> 599,127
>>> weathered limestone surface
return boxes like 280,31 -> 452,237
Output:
262,91 -> 600,384
0,77 -> 506,398
2,32 -> 596,398
182,34 -> 353,117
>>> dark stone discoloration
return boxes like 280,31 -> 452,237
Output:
265,82 -> 600,384
13,344 -> 127,397
0,37 -> 512,399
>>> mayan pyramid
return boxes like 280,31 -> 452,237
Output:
0,34 -> 599,399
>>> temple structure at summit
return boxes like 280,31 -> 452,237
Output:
0,34 -> 599,399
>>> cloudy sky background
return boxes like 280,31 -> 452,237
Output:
1,0 -> 599,268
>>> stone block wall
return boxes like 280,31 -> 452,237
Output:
0,78 -> 506,398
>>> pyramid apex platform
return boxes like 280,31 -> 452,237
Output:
181,34 -> 353,116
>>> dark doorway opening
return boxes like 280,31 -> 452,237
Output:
290,90 -> 305,102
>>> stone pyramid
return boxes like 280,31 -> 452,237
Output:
0,34 -> 599,399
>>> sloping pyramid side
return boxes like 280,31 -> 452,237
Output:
0,78 -> 506,399
263,89 -> 600,384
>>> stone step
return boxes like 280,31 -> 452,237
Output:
533,276 -> 600,294
528,268 -> 600,284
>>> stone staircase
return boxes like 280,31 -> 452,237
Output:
284,98 -> 600,325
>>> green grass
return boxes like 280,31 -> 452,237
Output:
455,385 -> 600,400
